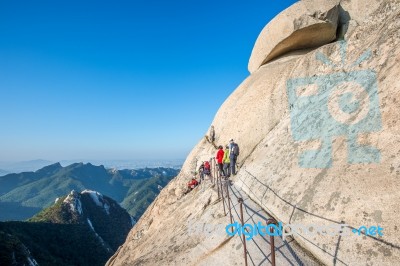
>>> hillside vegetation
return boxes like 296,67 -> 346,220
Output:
0,162 -> 179,221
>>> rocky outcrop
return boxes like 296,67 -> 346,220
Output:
248,1 -> 340,73
109,0 -> 400,265
32,190 -> 133,252
248,0 -> 391,73
0,190 -> 133,266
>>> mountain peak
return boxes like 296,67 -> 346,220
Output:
81,190 -> 110,215
1,190 -> 134,266
30,190 -> 133,252
34,162 -> 62,175
63,190 -> 83,215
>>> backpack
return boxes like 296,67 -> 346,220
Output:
204,161 -> 210,170
232,143 -> 240,156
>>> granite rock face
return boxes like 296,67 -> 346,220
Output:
108,0 -> 400,265
248,1 -> 340,73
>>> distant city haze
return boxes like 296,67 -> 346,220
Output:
0,1 -> 297,162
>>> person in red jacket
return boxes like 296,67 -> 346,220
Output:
187,177 -> 198,190
216,145 -> 225,177
183,177 -> 199,196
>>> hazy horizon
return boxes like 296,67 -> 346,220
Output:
0,158 -> 184,174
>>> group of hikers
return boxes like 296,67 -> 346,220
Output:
186,138 -> 240,193
215,138 -> 240,178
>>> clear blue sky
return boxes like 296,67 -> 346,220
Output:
0,0 -> 297,161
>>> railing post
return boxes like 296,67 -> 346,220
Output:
238,198 -> 248,266
217,175 -> 220,199
210,159 -> 213,184
220,176 -> 226,216
226,178 -> 233,231
267,218 -> 277,266
212,158 -> 216,184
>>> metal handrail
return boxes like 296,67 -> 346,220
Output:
217,174 -> 273,265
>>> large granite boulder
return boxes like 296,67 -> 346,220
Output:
248,1 -> 340,73
108,0 -> 400,265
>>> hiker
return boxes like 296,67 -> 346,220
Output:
209,125 -> 215,143
216,145 -> 224,177
183,177 -> 199,195
223,145 -> 230,177
198,162 -> 205,182
187,177 -> 198,191
229,139 -> 240,175
203,160 -> 211,179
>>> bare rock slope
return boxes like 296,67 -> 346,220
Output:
108,0 -> 400,265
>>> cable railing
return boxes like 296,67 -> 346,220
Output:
192,156 -> 303,265
192,139 -> 398,265
247,169 -> 399,245
207,157 -> 303,266
228,182 -> 303,266
217,167 -> 400,265
232,170 -> 348,265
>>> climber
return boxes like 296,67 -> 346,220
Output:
223,145 -> 230,178
188,177 -> 198,189
198,162 -> 205,182
203,161 -> 211,179
216,145 -> 224,177
184,177 -> 198,195
229,139 -> 240,175
209,125 -> 215,143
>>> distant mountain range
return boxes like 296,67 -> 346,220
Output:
0,169 -> 10,176
0,160 -> 54,175
0,190 -> 133,266
0,162 -> 179,221
0,159 -> 183,175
